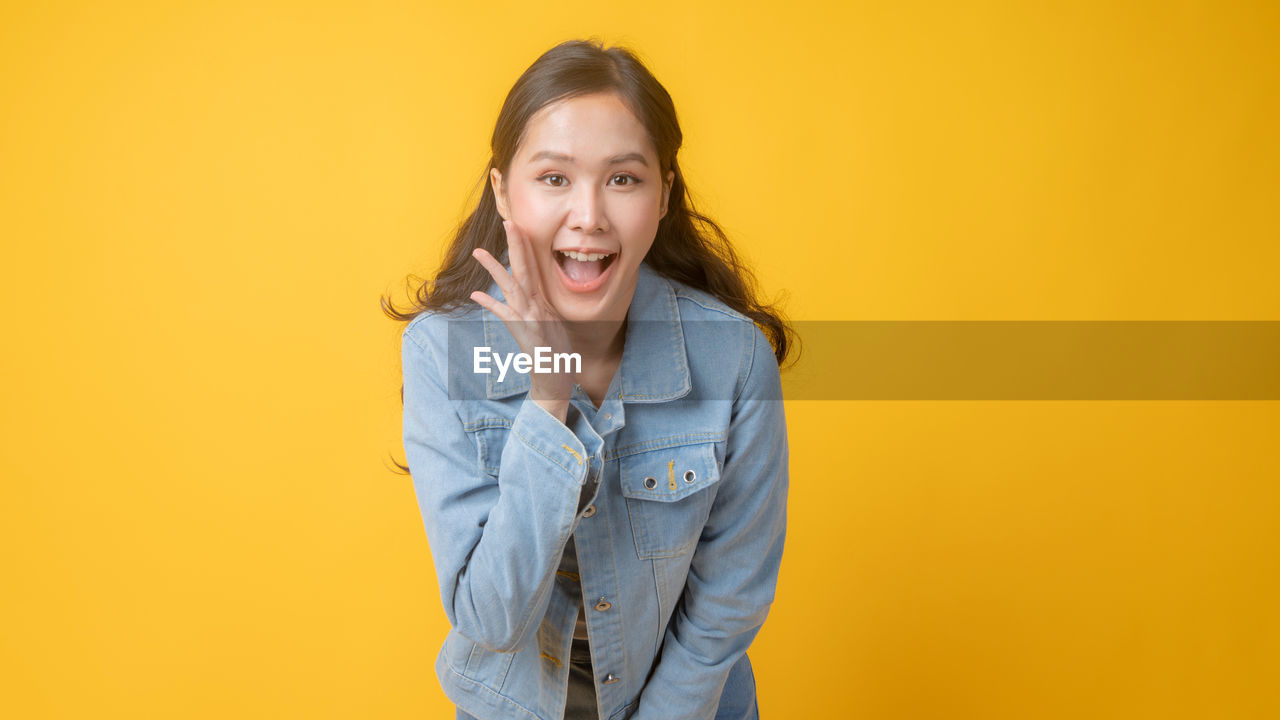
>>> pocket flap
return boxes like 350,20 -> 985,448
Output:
619,441 -> 721,502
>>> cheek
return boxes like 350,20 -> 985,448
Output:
618,198 -> 662,239
508,187 -> 558,222
507,191 -> 560,253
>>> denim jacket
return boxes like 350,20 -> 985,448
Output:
401,261 -> 789,720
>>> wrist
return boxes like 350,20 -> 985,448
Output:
532,396 -> 569,425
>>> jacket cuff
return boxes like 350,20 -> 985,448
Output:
509,395 -> 590,478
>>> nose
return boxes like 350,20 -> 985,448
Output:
567,183 -> 609,235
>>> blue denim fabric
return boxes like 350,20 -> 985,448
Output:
455,651 -> 758,720
403,262 -> 788,720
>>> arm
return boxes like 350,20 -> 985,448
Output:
402,324 -> 589,653
632,325 -> 790,719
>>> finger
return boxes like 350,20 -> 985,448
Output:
471,291 -> 540,354
510,226 -> 554,314
471,248 -> 527,314
469,290 -> 519,324
504,221 -> 538,303
516,227 -> 552,308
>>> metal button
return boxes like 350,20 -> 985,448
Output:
593,597 -> 612,611
604,412 -> 612,419
602,673 -> 620,685
643,476 -> 657,489
683,469 -> 696,483
582,505 -> 596,518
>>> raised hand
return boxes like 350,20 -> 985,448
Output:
469,220 -> 575,423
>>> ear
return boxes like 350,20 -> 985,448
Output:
489,167 -> 510,220
659,170 -> 675,219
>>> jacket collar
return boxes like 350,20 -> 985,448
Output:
479,261 -> 691,402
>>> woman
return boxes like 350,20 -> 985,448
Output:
387,39 -> 793,720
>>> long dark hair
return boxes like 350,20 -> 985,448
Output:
382,39 -> 797,471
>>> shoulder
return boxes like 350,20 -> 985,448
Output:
401,304 -> 484,376
664,274 -> 764,356
663,275 -> 752,324
658,274 -> 779,402
404,302 -> 481,343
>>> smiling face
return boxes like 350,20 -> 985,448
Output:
490,91 -> 674,326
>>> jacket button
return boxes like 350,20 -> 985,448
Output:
602,673 -> 620,685
683,469 -> 696,483
593,597 -> 612,611
582,505 -> 596,518
643,476 -> 657,489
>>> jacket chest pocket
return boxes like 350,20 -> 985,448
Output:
618,441 -> 722,559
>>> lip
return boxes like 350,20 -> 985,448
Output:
552,246 -> 618,256
553,248 -> 618,293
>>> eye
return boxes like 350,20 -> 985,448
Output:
538,174 -> 568,187
611,174 -> 641,186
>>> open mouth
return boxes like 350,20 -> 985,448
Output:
553,249 -> 619,292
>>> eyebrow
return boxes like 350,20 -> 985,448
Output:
527,151 -> 650,167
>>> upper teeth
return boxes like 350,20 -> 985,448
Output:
559,250 -> 613,262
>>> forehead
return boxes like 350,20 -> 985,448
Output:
516,92 -> 656,164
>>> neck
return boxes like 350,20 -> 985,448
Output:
565,316 -> 627,366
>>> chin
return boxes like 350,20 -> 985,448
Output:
552,301 -> 608,325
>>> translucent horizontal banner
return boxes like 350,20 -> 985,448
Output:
780,321 -> 1280,400
440,320 -> 1280,401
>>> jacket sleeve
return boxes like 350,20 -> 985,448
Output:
632,324 -> 790,719
401,322 -> 590,653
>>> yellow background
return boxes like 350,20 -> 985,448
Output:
2,1 -> 1277,717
